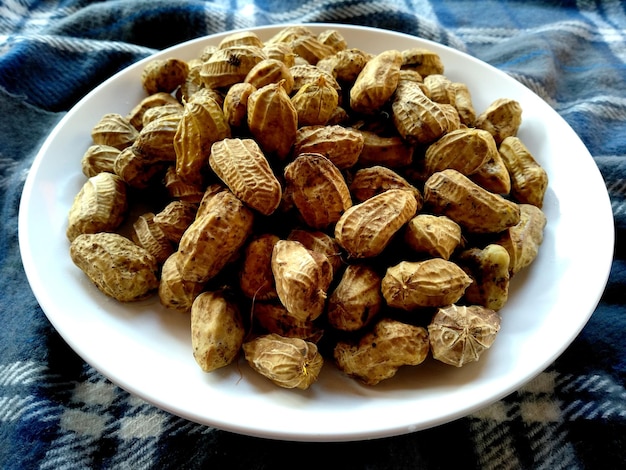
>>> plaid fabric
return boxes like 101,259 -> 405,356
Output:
1,0 -> 625,468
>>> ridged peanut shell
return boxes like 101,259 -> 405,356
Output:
428,304 -> 501,367
176,190 -> 254,283
66,172 -> 128,242
200,45 -> 267,89
153,200 -> 198,244
495,203 -> 547,275
334,189 -> 418,258
209,138 -> 282,216
391,79 -> 448,144
498,136 -> 548,207
287,229 -> 343,275
191,291 -> 245,372
70,232 -> 159,302
284,153 -> 352,229
291,75 -> 339,126
334,318 -> 429,385
244,58 -> 294,93
131,212 -> 174,264
271,240 -> 333,322
141,58 -> 189,94
158,252 -> 205,313
401,48 -> 444,76
126,92 -> 181,130
357,130 -> 414,168
475,98 -> 522,145
174,96 -> 231,186
91,113 -> 138,150
327,264 -> 383,331
293,125 -> 364,170
247,80 -> 298,159
424,128 -> 496,177
424,169 -> 520,233
350,49 -> 402,114
381,258 -> 472,310
81,144 -> 120,177
243,333 -> 324,390
404,214 -> 462,260
349,166 -> 422,205
239,234 -> 280,300
223,82 -> 257,128
132,114 -> 181,162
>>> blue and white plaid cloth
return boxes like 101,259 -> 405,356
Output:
1,1 -> 625,468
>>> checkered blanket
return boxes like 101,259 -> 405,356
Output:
1,1 -> 625,468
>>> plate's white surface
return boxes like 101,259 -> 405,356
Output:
18,24 -> 614,441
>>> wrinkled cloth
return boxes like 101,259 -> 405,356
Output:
1,1 -> 625,468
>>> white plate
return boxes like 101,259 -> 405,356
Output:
18,24 -> 614,441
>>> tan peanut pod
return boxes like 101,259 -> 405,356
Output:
457,244 -> 511,311
289,34 -> 335,65
357,130 -> 414,168
284,153 -> 352,229
70,232 -> 159,302
424,128 -> 496,177
293,125 -> 364,170
423,74 -> 455,105
252,302 -> 324,343
316,48 -> 371,84
81,144 -> 120,177
247,80 -> 298,159
439,103 -> 462,133
266,25 -> 315,45
291,75 -> 339,126
218,30 -> 264,49
450,82 -> 476,126
391,79 -> 449,144
158,252 -> 205,312
401,48 -> 444,76
200,45 -> 267,89
66,172 -> 128,242
262,43 -> 296,68
195,183 -> 229,219
141,58 -> 189,95
495,203 -> 547,275
209,138 -> 282,216
153,200 -> 198,244
163,166 -> 205,203
271,239 -> 334,322
287,229 -> 343,275
469,147 -> 511,194
126,92 -> 181,130
176,190 -> 254,283
176,58 -> 204,103
382,258 -> 472,310
191,291 -> 245,372
244,58 -> 294,94
350,49 -> 402,114
91,113 -> 138,150
187,86 -> 225,108
334,318 -> 429,385
131,212 -> 174,264
475,97 -> 522,145
349,166 -> 423,207
141,104 -> 184,128
174,97 -> 231,186
290,64 -> 342,98
113,146 -> 168,189
132,114 -> 181,162
317,29 -> 348,52
223,82 -> 257,128
199,44 -> 218,62
424,169 -> 520,233
428,304 -> 501,367
327,264 -> 383,331
243,333 -> 324,390
239,234 -> 280,301
335,189 -> 418,258
404,214 -> 462,260
498,136 -> 548,208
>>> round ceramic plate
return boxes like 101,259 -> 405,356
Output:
19,24 -> 614,441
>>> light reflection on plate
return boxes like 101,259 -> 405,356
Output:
18,23 -> 613,442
